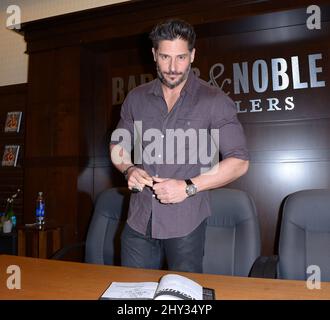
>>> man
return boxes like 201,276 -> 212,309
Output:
110,19 -> 249,273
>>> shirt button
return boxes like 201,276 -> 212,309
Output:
158,154 -> 162,158
152,194 -> 156,198
161,134 -> 164,138
155,174 -> 159,178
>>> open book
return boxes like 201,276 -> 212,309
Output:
100,274 -> 215,300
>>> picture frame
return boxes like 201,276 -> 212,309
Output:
4,111 -> 22,133
1,145 -> 20,167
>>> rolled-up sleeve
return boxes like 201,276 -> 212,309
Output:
210,93 -> 249,161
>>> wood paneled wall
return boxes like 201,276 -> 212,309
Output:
18,0 -> 330,254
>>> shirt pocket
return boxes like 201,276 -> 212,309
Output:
175,118 -> 207,130
136,117 -> 157,132
169,118 -> 207,164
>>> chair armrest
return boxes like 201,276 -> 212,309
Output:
51,241 -> 86,260
249,255 -> 279,278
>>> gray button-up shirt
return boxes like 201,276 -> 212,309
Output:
110,70 -> 249,239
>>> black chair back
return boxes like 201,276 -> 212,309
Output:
278,189 -> 330,280
203,188 -> 261,276
85,187 -> 130,265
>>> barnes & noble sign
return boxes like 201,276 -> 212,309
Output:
112,52 -> 326,115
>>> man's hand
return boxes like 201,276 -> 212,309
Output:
152,176 -> 187,204
127,167 -> 153,192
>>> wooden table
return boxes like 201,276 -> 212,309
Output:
0,255 -> 329,300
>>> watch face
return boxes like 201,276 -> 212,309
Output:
186,184 -> 197,196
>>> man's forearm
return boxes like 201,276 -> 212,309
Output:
191,157 -> 249,192
109,144 -> 134,174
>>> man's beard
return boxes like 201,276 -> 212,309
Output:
156,64 -> 191,89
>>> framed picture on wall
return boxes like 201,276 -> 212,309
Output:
1,145 -> 20,167
4,111 -> 22,133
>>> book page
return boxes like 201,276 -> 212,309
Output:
100,282 -> 158,300
154,274 -> 203,300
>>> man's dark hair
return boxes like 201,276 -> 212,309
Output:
149,19 -> 196,52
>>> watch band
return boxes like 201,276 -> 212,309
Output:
122,165 -> 135,180
185,179 -> 193,186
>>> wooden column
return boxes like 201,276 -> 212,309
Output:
23,46 -> 93,248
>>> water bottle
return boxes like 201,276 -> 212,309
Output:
36,192 -> 45,228
11,215 -> 16,228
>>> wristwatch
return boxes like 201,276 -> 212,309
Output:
185,179 -> 198,197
